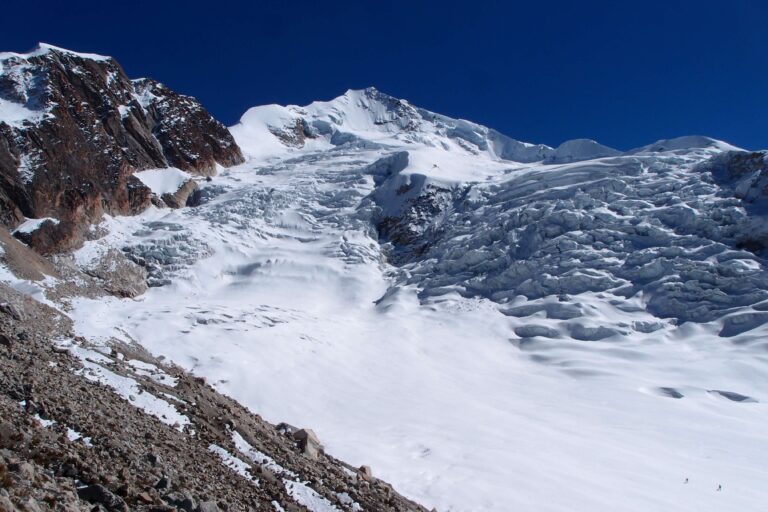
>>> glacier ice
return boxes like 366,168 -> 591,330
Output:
60,88 -> 768,512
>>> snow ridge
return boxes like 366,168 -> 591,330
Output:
231,87 -> 618,165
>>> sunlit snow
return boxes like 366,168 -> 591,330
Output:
55,88 -> 768,512
134,168 -> 193,195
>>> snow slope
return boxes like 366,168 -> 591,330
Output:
52,88 -> 768,512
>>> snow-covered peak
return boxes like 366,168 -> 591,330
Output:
231,87 -> 427,159
232,87 -> 617,168
546,138 -> 621,163
233,89 -> 746,173
0,43 -> 118,129
6,46 -> 758,512
0,42 -> 112,63
628,135 -> 741,155
304,86 -> 423,133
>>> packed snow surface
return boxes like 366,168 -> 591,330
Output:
62,88 -> 768,512
13,217 -> 60,234
0,97 -> 47,127
134,168 -> 192,195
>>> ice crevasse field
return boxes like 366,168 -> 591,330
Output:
66,89 -> 767,512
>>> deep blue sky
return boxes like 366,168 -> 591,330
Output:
3,1 -> 766,150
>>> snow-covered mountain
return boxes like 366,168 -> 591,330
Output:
0,43 -> 242,254
2,56 -> 767,512
230,86 -> 624,165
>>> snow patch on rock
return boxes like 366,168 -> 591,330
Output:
57,338 -> 190,431
134,168 -> 193,195
13,217 -> 60,234
0,97 -> 47,127
284,480 -> 340,512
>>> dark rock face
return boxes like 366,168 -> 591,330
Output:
0,44 -> 243,254
376,183 -> 456,264
269,117 -> 316,148
77,484 -> 128,511
701,150 -> 768,253
131,78 -> 243,175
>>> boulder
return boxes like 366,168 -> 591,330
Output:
197,501 -> 222,512
0,494 -> 17,512
163,491 -> 196,511
77,484 -> 128,512
154,475 -> 172,491
161,179 -> 199,208
0,421 -> 20,449
358,465 -> 374,482
0,302 -> 23,321
82,249 -> 148,298
292,428 -> 323,460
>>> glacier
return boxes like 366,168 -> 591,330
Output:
41,87 -> 768,511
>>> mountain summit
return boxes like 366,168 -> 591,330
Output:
232,86 -> 627,164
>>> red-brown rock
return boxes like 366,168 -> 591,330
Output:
0,44 -> 244,254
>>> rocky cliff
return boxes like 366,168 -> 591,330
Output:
0,44 -> 243,254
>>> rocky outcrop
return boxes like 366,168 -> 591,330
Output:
269,118 -> 316,148
701,150 -> 768,253
377,184 -> 455,264
131,79 -> 242,175
161,179 -> 198,208
0,44 -> 243,254
0,227 -> 57,281
78,248 -> 149,298
0,224 -> 151,302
